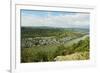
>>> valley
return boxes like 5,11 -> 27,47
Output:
21,27 -> 89,63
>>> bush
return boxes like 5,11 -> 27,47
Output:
21,48 -> 34,62
32,51 -> 48,62
21,48 -> 49,62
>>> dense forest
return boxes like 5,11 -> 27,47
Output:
21,27 -> 89,63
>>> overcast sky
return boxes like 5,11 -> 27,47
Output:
21,9 -> 90,28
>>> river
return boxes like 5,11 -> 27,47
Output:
64,35 -> 89,47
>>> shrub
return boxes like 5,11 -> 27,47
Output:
21,48 -> 34,62
21,48 -> 49,62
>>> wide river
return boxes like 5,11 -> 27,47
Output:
64,35 -> 89,47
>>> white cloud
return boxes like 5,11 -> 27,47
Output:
21,12 -> 90,28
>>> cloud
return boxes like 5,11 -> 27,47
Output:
21,11 -> 90,28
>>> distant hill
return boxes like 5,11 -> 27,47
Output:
21,26 -> 89,33
21,26 -> 89,38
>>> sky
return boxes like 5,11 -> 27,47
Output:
21,9 -> 90,28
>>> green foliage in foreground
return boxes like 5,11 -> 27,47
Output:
21,37 -> 89,63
